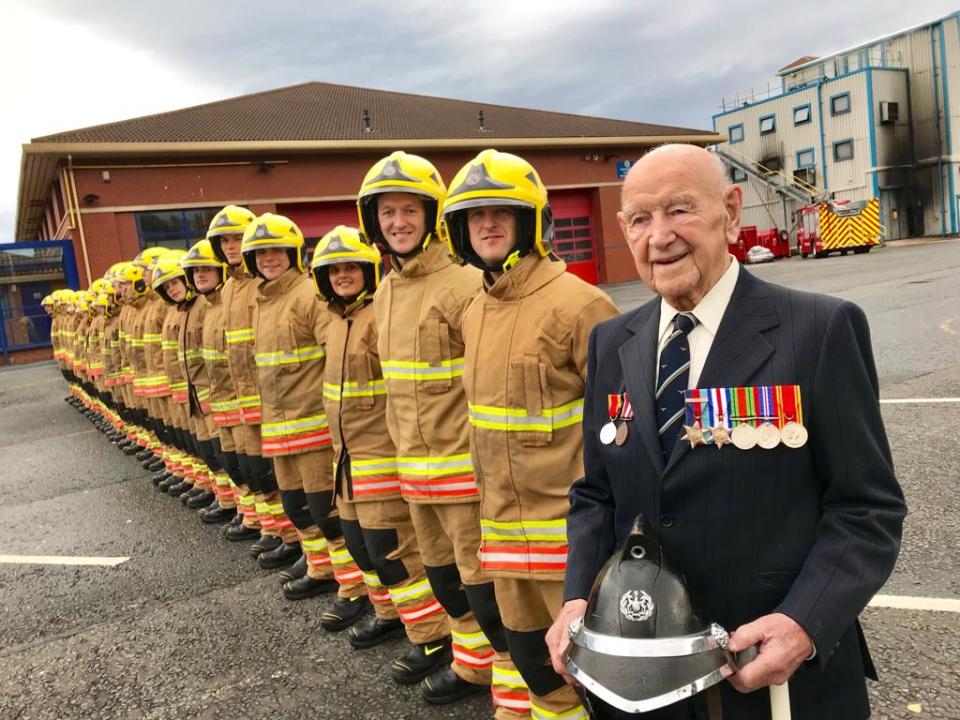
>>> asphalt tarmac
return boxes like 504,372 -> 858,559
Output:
1,238 -> 958,719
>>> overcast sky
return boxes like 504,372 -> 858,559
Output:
4,0 -> 958,244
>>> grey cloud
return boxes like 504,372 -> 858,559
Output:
22,0 -> 960,130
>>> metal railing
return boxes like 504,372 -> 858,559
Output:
718,50 -> 904,111
713,147 -> 824,203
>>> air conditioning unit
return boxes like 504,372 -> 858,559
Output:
879,101 -> 899,124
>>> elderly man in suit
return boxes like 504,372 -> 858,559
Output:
546,144 -> 906,719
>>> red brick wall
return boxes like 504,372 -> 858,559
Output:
67,147 -> 652,284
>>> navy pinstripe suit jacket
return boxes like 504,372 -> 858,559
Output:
565,268 -> 906,720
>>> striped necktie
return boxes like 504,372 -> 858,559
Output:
656,312 -> 699,458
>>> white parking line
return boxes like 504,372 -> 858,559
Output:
880,398 -> 960,404
0,555 -> 129,567
869,594 -> 960,613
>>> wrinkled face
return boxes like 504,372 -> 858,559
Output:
191,266 -> 220,293
377,192 -> 427,254
116,281 -> 133,302
327,261 -> 365,299
256,247 -> 291,281
617,149 -> 741,311
163,277 -> 188,302
142,268 -> 154,287
219,234 -> 243,266
467,205 -> 517,267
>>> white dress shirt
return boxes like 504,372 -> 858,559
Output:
656,256 -> 740,389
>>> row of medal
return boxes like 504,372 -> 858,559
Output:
682,385 -> 808,449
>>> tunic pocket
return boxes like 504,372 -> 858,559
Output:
510,354 -> 553,447
419,315 -> 453,394
346,352 -> 376,410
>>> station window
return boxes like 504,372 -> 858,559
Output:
833,139 -> 854,162
730,167 -> 747,183
831,92 -> 851,116
793,104 -> 812,126
759,115 -> 776,135
796,148 -> 816,168
135,208 -> 221,250
728,124 -> 744,143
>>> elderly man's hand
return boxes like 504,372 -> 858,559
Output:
727,612 -> 813,692
546,599 -> 588,684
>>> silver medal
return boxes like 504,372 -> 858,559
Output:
600,421 -> 618,445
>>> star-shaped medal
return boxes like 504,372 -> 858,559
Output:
682,421 -> 705,449
712,425 -> 730,449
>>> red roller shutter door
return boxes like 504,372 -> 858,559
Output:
550,190 -> 598,285
278,201 -> 358,240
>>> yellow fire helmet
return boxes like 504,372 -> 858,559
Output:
104,262 -> 127,283
440,149 -> 553,272
357,151 -> 446,257
132,246 -> 171,269
41,295 -> 55,314
51,289 -> 70,309
94,280 -> 118,311
240,213 -> 305,278
309,226 -> 382,302
113,261 -> 149,298
207,204 -> 257,265
89,277 -> 109,296
152,251 -> 193,304
180,239 -> 227,293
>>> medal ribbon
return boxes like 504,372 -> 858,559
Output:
621,393 -> 634,421
607,394 -> 623,423
781,385 -> 802,425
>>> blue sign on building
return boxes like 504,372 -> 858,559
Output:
616,160 -> 635,179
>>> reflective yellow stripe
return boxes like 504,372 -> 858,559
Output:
184,349 -> 202,361
330,548 -> 354,565
261,414 -> 328,438
388,578 -> 434,603
492,667 -> 528,688
468,398 -> 584,432
237,394 -> 261,408
302,537 -> 329,553
480,519 -> 567,542
196,388 -> 211,401
322,379 -> 387,401
530,703 -> 587,720
225,328 -> 255,343
451,630 -> 491,649
201,347 -> 228,361
255,345 -> 325,366
381,357 -> 464,381
209,399 -> 240,412
143,333 -> 162,344
161,340 -> 178,350
395,454 -> 473,475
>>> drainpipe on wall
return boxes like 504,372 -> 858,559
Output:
66,155 -> 93,285
930,26 -> 947,235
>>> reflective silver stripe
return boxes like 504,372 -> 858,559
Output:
395,455 -> 473,474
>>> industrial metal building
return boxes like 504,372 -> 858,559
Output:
14,82 -> 719,292
712,11 -> 960,241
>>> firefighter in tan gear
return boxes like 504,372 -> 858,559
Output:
139,251 -> 188,489
441,149 -> 619,720
360,152 -> 516,711
151,253 -> 206,498
178,241 -> 235,516
127,248 -> 173,473
206,206 -> 292,558
241,213 -> 366,617
311,226 -> 463,688
98,279 -> 130,444
114,262 -> 152,457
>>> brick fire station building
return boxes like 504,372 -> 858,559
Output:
16,81 -> 720,287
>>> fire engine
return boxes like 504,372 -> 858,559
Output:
797,197 -> 881,258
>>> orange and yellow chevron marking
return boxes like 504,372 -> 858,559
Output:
819,198 -> 880,250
